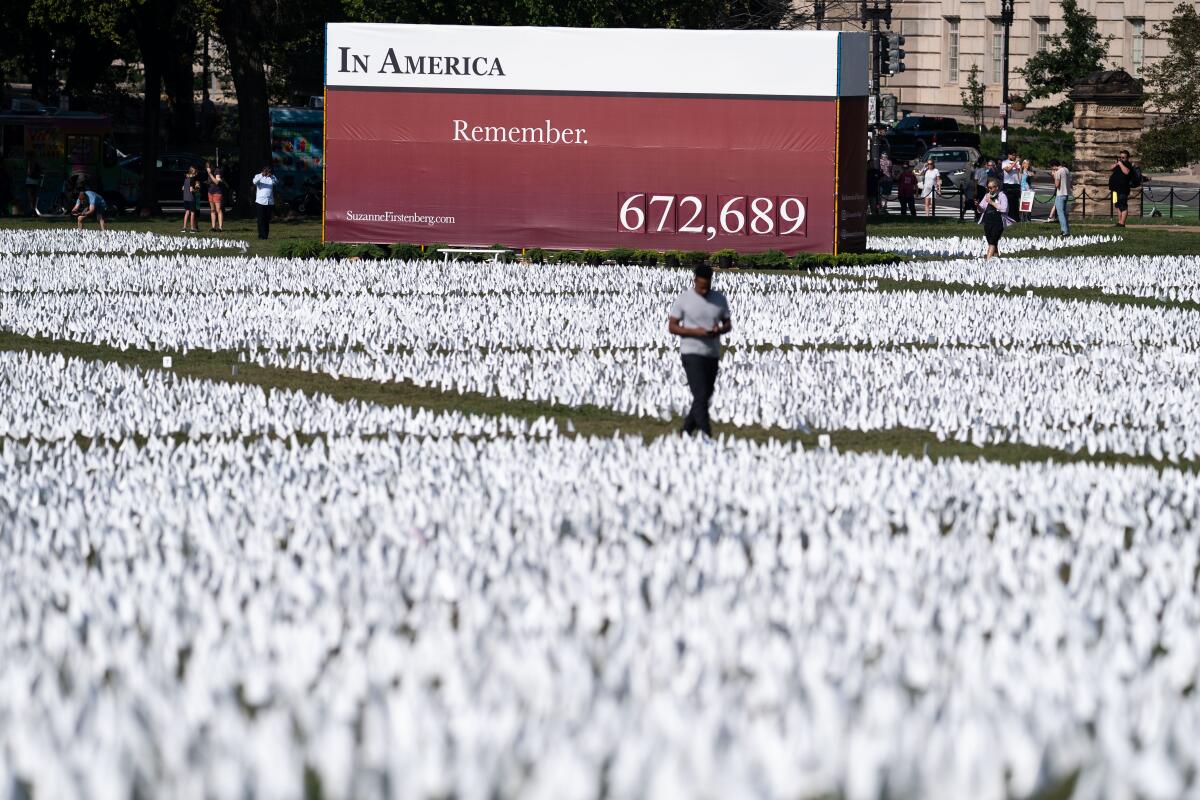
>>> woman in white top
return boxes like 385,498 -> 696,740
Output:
919,159 -> 940,217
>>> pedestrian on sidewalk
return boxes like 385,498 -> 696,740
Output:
977,177 -> 1013,259
867,160 -> 881,215
919,158 -> 941,217
668,264 -> 732,437
252,165 -> 278,240
879,151 -> 893,202
896,162 -> 918,218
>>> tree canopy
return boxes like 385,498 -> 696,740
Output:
5,0 -> 806,212
1137,2 -> 1200,170
1018,0 -> 1112,129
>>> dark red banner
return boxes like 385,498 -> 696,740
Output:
324,89 -> 865,254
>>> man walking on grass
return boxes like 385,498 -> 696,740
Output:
669,264 -> 732,437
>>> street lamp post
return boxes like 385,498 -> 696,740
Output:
860,0 -> 893,163
1000,0 -> 1015,145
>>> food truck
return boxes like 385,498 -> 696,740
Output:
0,110 -> 125,214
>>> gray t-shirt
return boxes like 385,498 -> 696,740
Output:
1055,167 -> 1072,197
670,288 -> 730,358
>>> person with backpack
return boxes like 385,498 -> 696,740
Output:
1108,149 -> 1143,228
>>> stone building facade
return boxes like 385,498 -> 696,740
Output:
802,0 -> 1195,123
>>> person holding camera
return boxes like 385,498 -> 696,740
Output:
252,164 -> 279,240
206,161 -> 227,233
977,177 -> 1013,259
1108,150 -> 1143,228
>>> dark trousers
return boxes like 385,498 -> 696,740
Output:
898,195 -> 916,217
681,354 -> 719,436
255,203 -> 272,239
1003,186 -> 1020,221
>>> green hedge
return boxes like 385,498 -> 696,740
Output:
978,125 -> 1074,167
276,240 -> 904,269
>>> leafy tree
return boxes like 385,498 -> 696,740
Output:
1137,2 -> 1200,170
1018,0 -> 1111,129
960,64 -> 985,131
340,0 -> 798,29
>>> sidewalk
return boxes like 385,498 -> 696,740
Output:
1144,166 -> 1200,187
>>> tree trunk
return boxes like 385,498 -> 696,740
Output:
139,52 -> 163,214
162,14 -> 198,149
215,0 -> 273,217
132,1 -> 169,214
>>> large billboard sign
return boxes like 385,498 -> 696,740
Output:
323,24 -> 868,254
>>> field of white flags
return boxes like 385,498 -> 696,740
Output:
3,228 -> 1200,799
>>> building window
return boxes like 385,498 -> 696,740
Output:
1129,18 -> 1145,76
992,20 -> 1005,84
1034,19 -> 1049,53
947,19 -> 960,83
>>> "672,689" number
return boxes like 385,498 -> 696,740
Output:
618,194 -> 808,240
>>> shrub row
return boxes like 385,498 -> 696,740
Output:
977,125 -> 1074,168
276,241 -> 903,270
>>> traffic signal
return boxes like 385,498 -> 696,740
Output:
873,30 -> 886,79
882,32 -> 906,77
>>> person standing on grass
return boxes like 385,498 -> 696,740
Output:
1048,159 -> 1072,237
205,162 -> 226,232
1018,158 -> 1035,222
181,166 -> 201,233
972,158 -> 990,221
1001,150 -> 1022,221
252,165 -> 278,240
896,162 -> 918,218
24,157 -> 42,216
668,264 -> 731,437
1108,149 -> 1142,228
918,158 -> 940,217
70,189 -> 108,231
977,177 -> 1013,259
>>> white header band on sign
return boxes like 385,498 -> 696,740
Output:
325,24 -> 868,98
